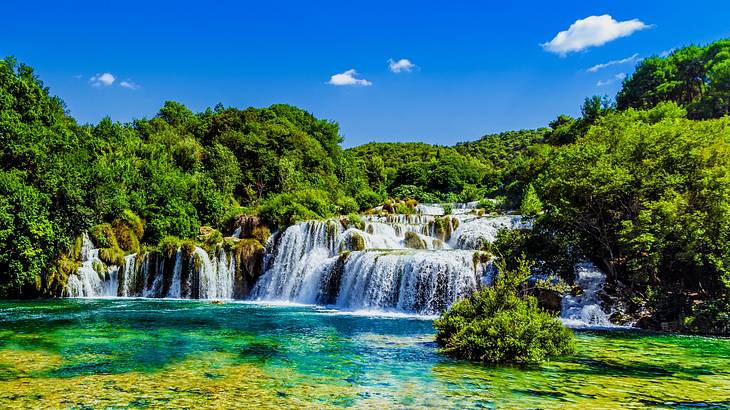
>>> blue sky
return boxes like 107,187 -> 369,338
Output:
2,1 -> 729,147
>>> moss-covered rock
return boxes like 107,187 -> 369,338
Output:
343,232 -> 366,251
88,224 -> 118,249
113,222 -> 140,254
231,239 -> 266,298
99,247 -> 125,267
181,239 -> 197,259
472,251 -> 492,269
252,226 -> 271,244
404,231 -> 427,249
158,236 -> 181,259
430,217 -> 454,242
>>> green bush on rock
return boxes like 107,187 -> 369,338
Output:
434,258 -> 576,364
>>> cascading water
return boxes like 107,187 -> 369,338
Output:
251,209 -> 517,314
65,241 -> 239,300
64,233 -> 120,298
560,262 -> 613,327
63,201 -> 616,323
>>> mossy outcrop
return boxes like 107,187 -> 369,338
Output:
404,231 -> 427,249
231,239 -> 266,298
342,232 -> 366,252
99,247 -> 125,267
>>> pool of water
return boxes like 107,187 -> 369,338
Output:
0,299 -> 728,409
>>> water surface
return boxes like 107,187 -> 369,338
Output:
0,299 -> 728,409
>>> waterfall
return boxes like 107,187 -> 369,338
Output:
64,233 -> 121,298
65,202 -> 569,317
252,210 -> 512,314
449,215 -> 526,250
66,238 -> 238,300
560,262 -> 612,327
165,250 -> 184,298
336,250 -> 490,315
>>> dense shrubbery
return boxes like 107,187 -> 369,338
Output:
434,258 -> 576,364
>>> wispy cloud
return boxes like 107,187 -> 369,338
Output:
388,58 -> 416,73
587,53 -> 641,73
89,72 -> 115,87
327,69 -> 372,86
542,15 -> 652,56
659,48 -> 675,57
120,80 -> 140,90
597,72 -> 627,86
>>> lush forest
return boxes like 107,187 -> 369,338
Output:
2,39 -> 730,333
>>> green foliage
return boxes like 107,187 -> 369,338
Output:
346,214 -> 365,231
617,39 -> 730,119
434,258 -> 576,364
259,189 -> 337,227
98,247 -> 125,267
519,184 -> 542,217
88,224 -> 118,249
536,105 -> 730,294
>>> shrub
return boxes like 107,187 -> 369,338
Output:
394,202 -> 415,215
520,183 -> 543,217
88,224 -> 118,249
443,204 -> 453,215
158,236 -> 181,259
434,258 -> 576,364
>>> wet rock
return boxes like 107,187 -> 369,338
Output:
527,288 -> 562,314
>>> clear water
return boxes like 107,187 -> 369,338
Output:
1,299 -> 728,409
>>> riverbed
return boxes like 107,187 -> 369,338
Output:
0,299 -> 728,409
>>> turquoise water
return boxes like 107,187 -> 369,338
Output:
0,299 -> 729,409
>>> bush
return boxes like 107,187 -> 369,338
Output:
158,236 -> 181,259
259,189 -> 336,227
434,258 -> 576,364
88,224 -> 118,249
346,213 -> 365,231
394,202 -> 415,215
519,183 -> 543,217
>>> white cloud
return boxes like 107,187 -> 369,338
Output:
120,80 -> 140,90
587,53 -> 641,72
388,58 -> 416,73
89,72 -> 115,87
542,15 -> 652,55
597,72 -> 627,86
327,69 -> 372,86
659,48 -> 675,57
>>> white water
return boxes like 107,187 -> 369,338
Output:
252,211 -> 513,314
65,239 -> 237,300
560,262 -> 613,327
64,233 -> 120,297
63,202 -> 616,322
